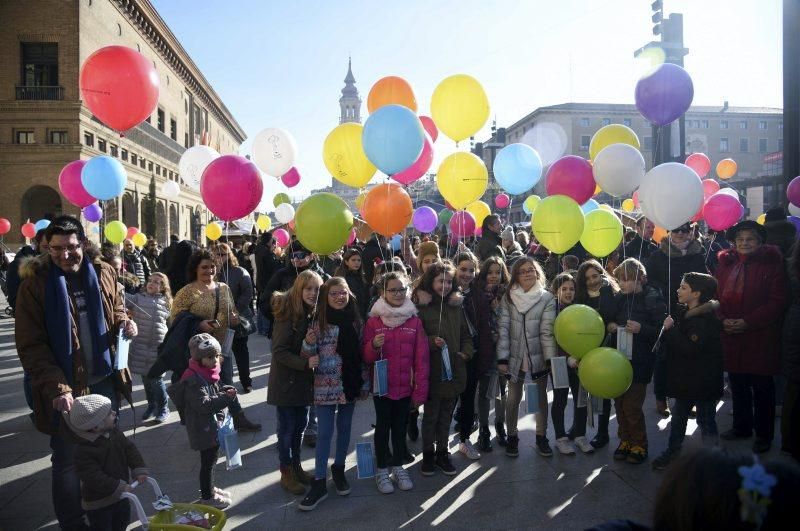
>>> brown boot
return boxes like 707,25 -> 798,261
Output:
280,465 -> 305,495
233,411 -> 262,432
292,462 -> 313,485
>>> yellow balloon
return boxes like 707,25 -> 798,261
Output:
580,209 -> 623,258
622,198 -> 635,212
436,152 -> 488,210
589,124 -> 641,161
104,221 -> 127,244
323,123 -> 377,188
465,200 -> 492,227
355,191 -> 367,211
132,232 -> 147,248
594,183 -> 602,196
523,195 -> 541,215
430,74 -> 490,142
757,213 -> 766,225
532,195 -> 584,254
256,214 -> 272,232
599,204 -> 614,212
206,222 -> 222,241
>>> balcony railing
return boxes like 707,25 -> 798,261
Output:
15,85 -> 64,100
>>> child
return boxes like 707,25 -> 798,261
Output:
335,248 -> 369,320
168,333 -> 238,509
607,258 -> 667,464
127,272 -> 172,423
299,277 -> 368,511
549,273 -> 593,455
63,394 -> 148,530
414,261 -> 474,476
652,272 -> 723,469
363,271 -> 429,493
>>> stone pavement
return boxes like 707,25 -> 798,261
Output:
0,296 -> 787,530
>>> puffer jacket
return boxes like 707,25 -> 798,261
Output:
646,239 -> 708,313
126,293 -> 170,376
122,250 -> 149,287
167,368 -> 233,451
475,230 -> 505,262
496,285 -> 557,382
362,298 -> 430,404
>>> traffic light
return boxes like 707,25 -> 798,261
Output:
652,0 -> 664,36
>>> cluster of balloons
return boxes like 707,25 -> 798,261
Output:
58,156 -> 128,224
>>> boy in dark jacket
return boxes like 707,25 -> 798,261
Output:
652,273 -> 723,470
63,394 -> 148,531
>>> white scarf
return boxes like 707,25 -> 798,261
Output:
369,297 -> 418,328
509,283 -> 544,314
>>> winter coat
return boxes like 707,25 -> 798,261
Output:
125,293 -> 170,376
168,369 -> 233,451
475,230 -> 505,262
218,265 -> 253,315
122,250 -> 150,287
362,303 -> 430,404
663,301 -> 724,401
301,321 -> 369,405
715,245 -> 789,375
577,282 -> 618,324
624,234 -> 658,262
6,246 -> 36,309
344,270 -> 369,320
416,291 -> 474,398
607,284 -> 667,384
362,239 -> 391,284
764,219 -> 797,258
645,239 -> 709,313
496,287 -> 557,382
147,311 -> 203,378
254,243 -> 282,293
267,316 -> 315,407
15,256 -> 133,435
473,287 -> 503,376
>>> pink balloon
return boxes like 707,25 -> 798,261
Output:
545,156 -> 595,205
703,193 -> 742,231
273,228 -> 290,247
392,136 -> 433,185
474,227 -> 483,237
449,210 -> 476,238
686,153 -> 711,178
281,167 -> 301,188
702,179 -> 720,199
495,193 -> 510,209
58,160 -> 94,208
201,155 -> 263,221
347,228 -> 357,246
126,226 -> 139,239
419,116 -> 438,143
787,175 -> 800,208
633,190 -> 640,208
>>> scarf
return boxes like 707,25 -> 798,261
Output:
509,283 -> 544,314
369,297 -> 417,328
327,307 -> 363,401
45,258 -> 111,385
181,358 -> 221,383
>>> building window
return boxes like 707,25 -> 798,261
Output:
739,138 -> 748,152
643,136 -> 653,151
148,161 -> 153,172
758,120 -> 767,130
185,132 -> 189,147
157,108 -> 165,132
720,120 -> 728,129
98,138 -> 107,152
758,138 -> 768,153
50,130 -> 68,144
580,118 -> 590,127
131,153 -> 137,165
739,120 -> 748,130
720,137 -> 729,152
579,135 -> 590,151
601,118 -> 610,126
156,165 -> 161,176
623,118 -> 632,127
701,120 -> 709,129
139,158 -> 145,169
15,130 -> 35,144
778,138 -> 784,151
110,144 -> 118,157
121,148 -> 128,161
170,118 -> 177,141
21,43 -> 58,86
84,131 -> 94,147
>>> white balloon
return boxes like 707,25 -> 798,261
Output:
789,203 -> 800,217
717,187 -> 740,199
592,143 -> 646,197
252,127 -> 297,177
161,180 -> 180,200
275,203 -> 295,224
179,146 -> 219,191
639,162 -> 703,230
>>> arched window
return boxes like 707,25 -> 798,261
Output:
21,185 -> 62,224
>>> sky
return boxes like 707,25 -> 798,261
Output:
151,0 -> 783,202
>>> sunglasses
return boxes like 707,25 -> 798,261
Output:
672,227 -> 691,234
291,252 -> 308,260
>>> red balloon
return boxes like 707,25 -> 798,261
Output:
281,167 -> 301,188
0,218 -> 10,235
201,155 -> 263,221
80,46 -> 160,133
419,116 -> 438,143
702,179 -> 720,199
633,190 -> 640,208
58,160 -> 94,208
126,227 -> 139,239
21,222 -> 36,239
545,156 -> 595,205
685,153 -> 711,178
392,136 -> 433,185
449,211 -> 476,238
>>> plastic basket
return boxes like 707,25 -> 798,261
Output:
121,478 -> 227,531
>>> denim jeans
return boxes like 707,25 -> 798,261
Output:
86,499 -> 130,531
276,406 -> 308,467
314,402 -> 355,479
51,376 -> 119,530
141,374 -> 168,412
219,355 -> 242,415
668,399 -> 718,450
306,404 -> 317,436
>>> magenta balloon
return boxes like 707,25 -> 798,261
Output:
703,193 -> 742,231
686,153 -> 711,178
83,203 -> 103,222
545,155 -> 595,205
200,155 -> 263,221
347,228 -> 357,246
702,179 -> 720,199
392,136 -> 433,185
273,228 -> 290,247
412,206 -> 438,233
419,116 -> 438,143
449,210 -> 476,238
58,160 -> 95,207
474,227 -> 483,237
495,193 -> 510,209
788,175 -> 800,208
281,167 -> 301,188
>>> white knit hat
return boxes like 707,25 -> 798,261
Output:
63,394 -> 112,440
501,226 -> 515,241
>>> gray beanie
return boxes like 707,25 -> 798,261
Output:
63,394 -> 112,441
501,226 -> 515,241
189,333 -> 221,361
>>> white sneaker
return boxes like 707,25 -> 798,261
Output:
574,436 -> 595,454
213,486 -> 232,499
555,437 -> 576,455
375,468 -> 394,494
459,440 -> 482,460
391,466 -> 413,491
195,493 -> 230,510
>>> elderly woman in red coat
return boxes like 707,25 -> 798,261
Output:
714,220 -> 788,454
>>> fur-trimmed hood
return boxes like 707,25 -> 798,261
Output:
658,238 -> 704,258
683,299 -> 720,319
20,254 -> 114,280
413,288 -> 463,308
717,243 -> 784,266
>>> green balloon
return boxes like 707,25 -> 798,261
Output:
273,193 -> 291,207
437,209 -> 453,226
532,195 -> 584,254
580,209 -> 623,258
554,304 -> 605,359
578,347 -> 633,399
295,193 -> 353,255
104,220 -> 127,244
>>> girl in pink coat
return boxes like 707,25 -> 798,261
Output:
363,271 -> 430,494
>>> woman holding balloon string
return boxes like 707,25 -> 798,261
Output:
334,248 -> 369,321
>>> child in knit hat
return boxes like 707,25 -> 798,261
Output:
167,333 -> 237,509
63,394 -> 148,530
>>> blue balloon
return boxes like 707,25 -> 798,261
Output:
362,104 -> 424,175
81,156 -> 127,200
390,234 -> 402,251
34,219 -> 51,232
493,143 -> 543,195
581,199 -> 599,214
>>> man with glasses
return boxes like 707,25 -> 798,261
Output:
121,238 -> 150,289
15,215 -> 137,530
624,216 -> 659,262
142,238 -> 160,274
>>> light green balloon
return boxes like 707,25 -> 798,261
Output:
578,347 -> 633,399
532,195 -> 584,253
104,220 -> 127,244
580,209 -> 623,258
273,193 -> 291,208
295,193 -> 353,255
523,195 -> 541,215
554,304 -> 605,359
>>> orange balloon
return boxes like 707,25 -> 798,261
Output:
653,226 -> 668,244
362,183 -> 413,236
367,76 -> 417,114
716,158 -> 737,180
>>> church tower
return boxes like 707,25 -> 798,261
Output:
339,57 -> 362,124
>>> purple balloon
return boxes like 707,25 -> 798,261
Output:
789,216 -> 800,236
788,175 -> 800,208
635,63 -> 694,126
412,206 -> 437,233
83,203 -> 103,222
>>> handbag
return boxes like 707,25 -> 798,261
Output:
234,308 -> 256,338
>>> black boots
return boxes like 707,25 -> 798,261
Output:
477,426 -> 493,452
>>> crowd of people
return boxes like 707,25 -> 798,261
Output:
7,206 -> 800,529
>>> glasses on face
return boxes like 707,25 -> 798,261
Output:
291,252 -> 308,260
329,290 -> 349,299
672,227 -> 691,234
49,244 -> 81,255
385,288 -> 406,294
